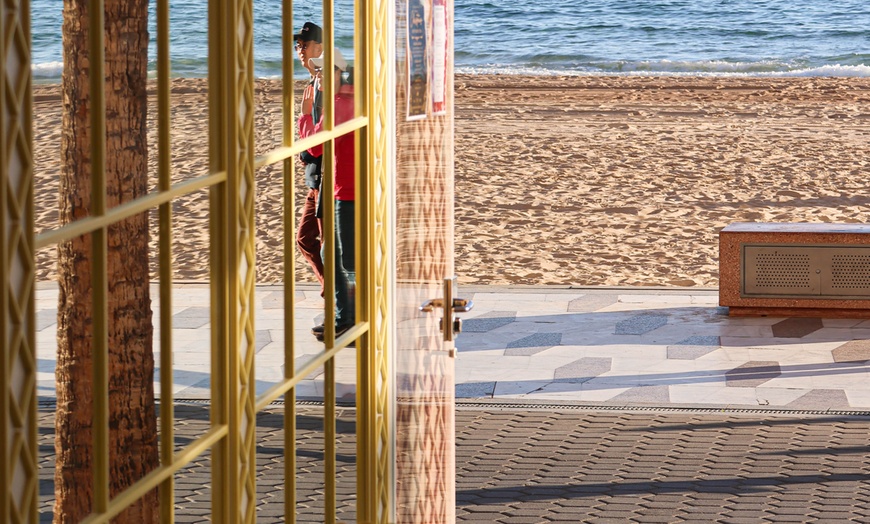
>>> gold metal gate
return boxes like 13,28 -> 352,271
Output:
1,0 -> 398,521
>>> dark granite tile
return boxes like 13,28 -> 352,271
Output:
37,308 -> 57,331
506,332 -> 561,350
173,306 -> 211,329
463,311 -> 517,333
554,357 -> 612,383
667,335 -> 721,360
568,295 -> 618,313
771,317 -> 824,338
725,361 -> 781,388
256,329 -> 272,353
456,382 -> 496,398
609,385 -> 670,404
260,290 -> 308,308
786,389 -> 851,410
504,346 -> 554,356
832,340 -> 870,363
615,313 -> 669,335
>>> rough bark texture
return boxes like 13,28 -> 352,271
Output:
55,0 -> 158,522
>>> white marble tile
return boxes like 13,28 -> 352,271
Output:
690,295 -> 720,305
524,382 -> 630,403
843,389 -> 870,409
823,318 -> 865,328
669,385 -> 759,406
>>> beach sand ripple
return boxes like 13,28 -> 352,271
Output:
32,75 -> 870,288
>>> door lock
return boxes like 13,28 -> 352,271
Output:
419,277 -> 474,342
419,297 -> 474,313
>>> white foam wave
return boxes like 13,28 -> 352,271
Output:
32,61 -> 63,78
456,62 -> 870,78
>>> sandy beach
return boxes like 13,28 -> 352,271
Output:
32,74 -> 870,288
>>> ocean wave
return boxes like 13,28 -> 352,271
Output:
456,63 -> 870,78
32,61 -> 62,79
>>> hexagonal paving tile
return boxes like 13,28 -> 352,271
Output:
667,335 -> 721,360
832,340 -> 870,363
725,361 -> 781,388
554,357 -> 612,383
463,311 -> 517,333
771,317 -> 824,338
615,313 -> 668,335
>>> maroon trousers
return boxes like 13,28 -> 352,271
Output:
297,188 -> 324,294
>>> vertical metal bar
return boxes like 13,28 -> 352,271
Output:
282,0 -> 297,520
321,2 -> 337,522
223,0 -> 257,519
87,0 -> 110,515
353,0 -> 375,519
325,357 -> 336,524
156,0 -> 175,521
207,0 -> 231,522
321,0 -> 336,346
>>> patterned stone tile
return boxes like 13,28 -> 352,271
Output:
173,306 -> 211,329
456,382 -> 496,398
463,311 -> 517,333
725,361 -> 782,388
567,294 -> 618,313
260,289 -> 308,308
614,313 -> 669,335
608,385 -> 670,404
667,335 -> 721,360
36,308 -> 57,331
256,330 -> 272,353
832,340 -> 870,363
771,317 -> 824,338
786,389 -> 851,410
554,357 -> 611,383
504,333 -> 562,356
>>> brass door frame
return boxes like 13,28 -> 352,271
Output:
1,0 -> 396,522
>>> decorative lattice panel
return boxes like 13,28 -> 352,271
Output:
1,0 -> 37,521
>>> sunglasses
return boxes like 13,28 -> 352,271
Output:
295,42 -> 311,51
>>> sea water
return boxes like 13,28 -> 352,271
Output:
31,0 -> 870,82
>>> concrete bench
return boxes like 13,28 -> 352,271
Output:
719,222 -> 870,318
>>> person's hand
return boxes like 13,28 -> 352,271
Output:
301,83 -> 315,115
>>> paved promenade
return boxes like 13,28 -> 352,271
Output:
34,283 -> 870,409
34,283 -> 870,521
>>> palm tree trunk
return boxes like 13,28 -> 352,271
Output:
55,0 -> 158,522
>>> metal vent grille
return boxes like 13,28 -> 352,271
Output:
743,244 -> 870,298
753,252 -> 811,289
831,254 -> 870,290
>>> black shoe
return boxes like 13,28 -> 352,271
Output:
313,323 -> 354,342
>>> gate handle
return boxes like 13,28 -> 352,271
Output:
419,297 -> 474,313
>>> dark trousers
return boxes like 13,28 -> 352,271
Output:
296,188 -> 324,295
322,200 -> 355,327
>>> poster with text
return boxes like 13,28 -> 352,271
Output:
406,0 -> 429,120
431,0 -> 448,115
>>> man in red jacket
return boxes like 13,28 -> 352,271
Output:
298,48 -> 355,339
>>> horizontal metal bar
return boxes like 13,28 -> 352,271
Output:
254,321 -> 369,411
35,171 -> 227,249
79,424 -> 230,524
254,116 -> 368,169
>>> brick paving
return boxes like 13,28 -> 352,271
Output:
37,402 -> 870,522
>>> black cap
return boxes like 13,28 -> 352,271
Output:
293,22 -> 322,43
